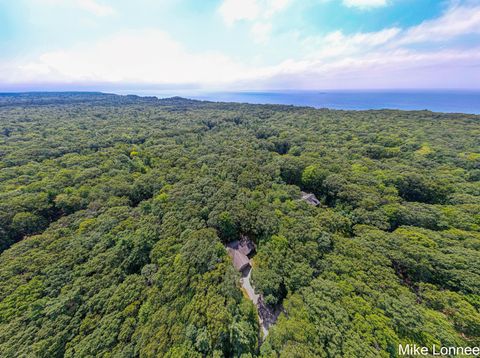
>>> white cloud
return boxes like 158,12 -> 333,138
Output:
400,4 -> 480,44
5,25 -> 478,90
300,4 -> 480,61
256,44 -> 480,90
218,0 -> 260,26
218,0 -> 291,25
4,30 -> 261,85
264,0 -> 291,17
304,27 -> 401,58
3,3 -> 480,89
260,3 -> 480,89
251,22 -> 273,43
30,0 -> 115,16
76,0 -> 115,16
218,0 -> 291,43
342,0 -> 387,9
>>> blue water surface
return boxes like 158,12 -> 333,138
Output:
118,90 -> 480,114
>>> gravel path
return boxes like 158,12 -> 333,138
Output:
240,267 -> 259,305
240,267 -> 269,337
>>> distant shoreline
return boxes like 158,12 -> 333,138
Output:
1,90 -> 479,115
115,89 -> 480,115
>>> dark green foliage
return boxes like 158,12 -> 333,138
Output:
301,164 -> 328,196
0,93 -> 479,357
394,173 -> 448,204
11,211 -> 48,236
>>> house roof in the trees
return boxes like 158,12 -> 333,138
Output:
229,250 -> 250,272
301,191 -> 321,206
227,237 -> 255,272
228,236 -> 255,255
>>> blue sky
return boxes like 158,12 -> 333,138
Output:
0,0 -> 479,90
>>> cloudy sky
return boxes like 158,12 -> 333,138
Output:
1,0 -> 479,90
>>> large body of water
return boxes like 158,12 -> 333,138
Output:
117,90 -> 480,114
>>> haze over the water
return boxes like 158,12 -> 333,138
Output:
1,0 -> 479,92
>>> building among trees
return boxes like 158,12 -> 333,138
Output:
227,236 -> 255,272
301,191 -> 321,206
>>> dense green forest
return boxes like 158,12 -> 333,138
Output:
0,92 -> 479,357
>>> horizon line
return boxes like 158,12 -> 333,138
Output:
1,88 -> 480,94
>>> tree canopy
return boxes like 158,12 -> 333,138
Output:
0,92 -> 479,357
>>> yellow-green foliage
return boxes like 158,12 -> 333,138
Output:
416,144 -> 434,155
